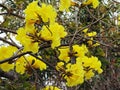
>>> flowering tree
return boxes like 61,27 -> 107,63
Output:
0,0 -> 120,90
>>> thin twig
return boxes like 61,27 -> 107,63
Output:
77,15 -> 105,33
0,37 -> 19,48
0,12 -> 25,19
0,4 -> 8,11
0,4 -> 24,19
10,13 -> 25,19
69,15 -> 105,47
112,0 -> 120,4
85,6 -> 113,27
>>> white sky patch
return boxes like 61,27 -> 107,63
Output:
0,0 -> 5,24
0,33 -> 6,46
0,16 -> 4,24
115,0 -> 120,2
0,0 -> 6,45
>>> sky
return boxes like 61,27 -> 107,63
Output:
0,0 -> 4,23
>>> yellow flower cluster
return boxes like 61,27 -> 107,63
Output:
24,1 -> 41,24
0,0 -> 69,74
58,44 -> 88,63
0,0 -> 103,88
16,1 -> 67,53
16,27 -> 39,53
25,1 -> 57,24
56,62 -> 84,87
56,44 -> 103,87
64,62 -> 85,86
83,0 -> 100,8
0,46 -> 17,72
15,55 -> 46,74
83,28 -> 97,37
40,23 -> 67,48
83,28 -> 100,47
77,56 -> 103,80
0,45 -> 46,74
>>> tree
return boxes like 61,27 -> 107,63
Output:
0,0 -> 120,90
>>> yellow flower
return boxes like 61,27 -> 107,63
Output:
56,62 -> 64,71
15,55 -> 46,74
58,46 -> 70,63
0,63 -> 14,72
87,40 -> 93,45
0,46 -> 17,72
15,57 -> 26,74
79,56 -> 103,79
64,63 -> 84,87
26,56 -> 47,71
24,1 -> 41,24
51,37 -> 61,49
58,44 -> 88,63
42,86 -> 60,90
84,69 -> 94,80
25,23 -> 36,34
97,68 -> 103,74
83,28 -> 88,33
87,31 -> 97,37
16,27 -> 39,53
87,38 -> 93,45
59,0 -> 71,12
40,23 -> 67,48
39,3 -> 57,24
0,46 -> 17,59
92,42 -> 100,47
89,56 -> 102,71
25,1 -> 57,24
83,0 -> 100,8
72,44 -> 88,57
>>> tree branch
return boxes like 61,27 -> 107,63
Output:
10,13 -> 25,19
0,51 -> 32,64
0,27 -> 17,34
